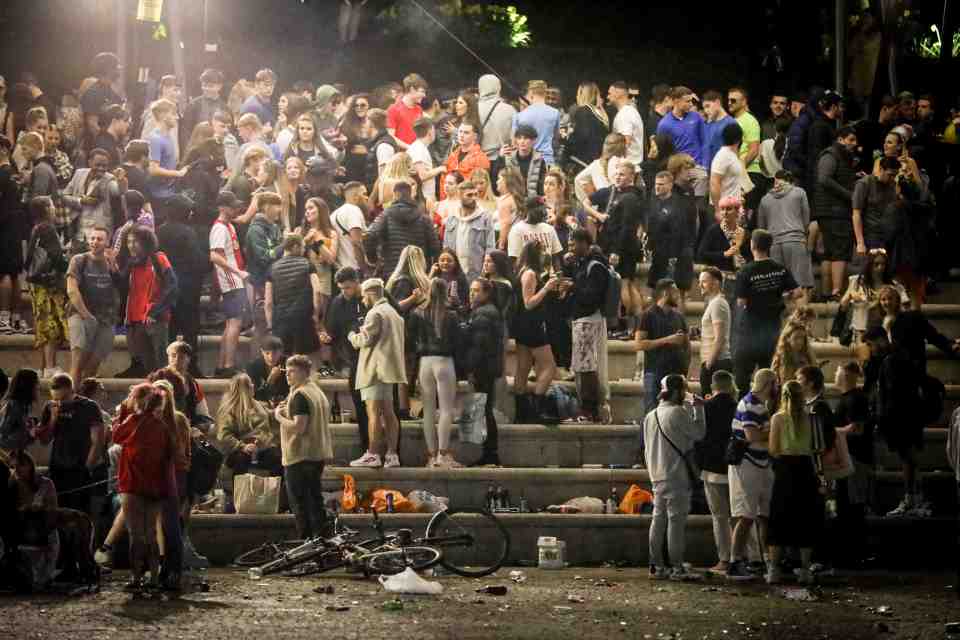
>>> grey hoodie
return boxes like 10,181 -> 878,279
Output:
643,401 -> 705,484
478,74 -> 517,161
756,183 -> 810,245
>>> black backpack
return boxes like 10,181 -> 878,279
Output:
187,437 -> 224,496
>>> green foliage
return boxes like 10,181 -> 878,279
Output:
914,24 -> 960,59
376,0 -> 531,49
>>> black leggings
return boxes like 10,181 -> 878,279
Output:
474,377 -> 499,456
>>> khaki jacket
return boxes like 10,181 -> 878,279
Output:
350,298 -> 406,389
280,381 -> 333,466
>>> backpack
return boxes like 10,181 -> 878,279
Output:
187,436 -> 223,496
588,260 -> 621,325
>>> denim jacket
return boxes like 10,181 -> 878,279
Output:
443,209 -> 496,283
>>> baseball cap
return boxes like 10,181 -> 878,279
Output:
897,90 -> 916,102
216,190 -> 241,208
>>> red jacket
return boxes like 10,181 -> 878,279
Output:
112,411 -> 174,499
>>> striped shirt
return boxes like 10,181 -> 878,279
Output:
732,391 -> 770,457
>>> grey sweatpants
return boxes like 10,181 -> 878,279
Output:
649,479 -> 691,569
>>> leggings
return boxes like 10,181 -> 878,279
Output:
121,493 -> 162,581
418,355 -> 457,453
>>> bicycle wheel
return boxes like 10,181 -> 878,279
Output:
424,509 -> 510,578
248,541 -> 337,579
233,540 -> 305,567
365,546 -> 442,575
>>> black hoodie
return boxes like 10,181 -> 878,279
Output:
364,198 -> 440,277
563,248 -> 610,320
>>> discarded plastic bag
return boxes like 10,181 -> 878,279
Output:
369,489 -> 415,513
407,490 -> 449,513
341,474 -> 358,512
618,484 -> 653,514
545,496 -> 604,514
379,567 -> 443,595
457,392 -> 487,444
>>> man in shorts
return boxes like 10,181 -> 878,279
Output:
727,368 -> 777,580
348,279 -> 406,469
66,226 -> 119,384
814,126 -> 859,300
209,191 -> 249,377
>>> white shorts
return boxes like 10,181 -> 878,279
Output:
728,458 -> 773,519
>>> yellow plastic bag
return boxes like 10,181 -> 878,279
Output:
340,474 -> 358,512
618,484 -> 653,515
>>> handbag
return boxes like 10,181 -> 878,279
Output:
821,430 -> 855,481
233,473 -> 281,515
457,392 -> 487,445
654,409 -> 700,486
25,235 -> 58,287
187,436 -> 224,496
725,435 -> 749,466
829,305 -> 853,347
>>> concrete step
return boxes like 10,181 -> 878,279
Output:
318,466 -> 956,519
190,512 -> 958,568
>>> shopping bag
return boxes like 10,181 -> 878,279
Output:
618,484 -> 654,514
457,392 -> 487,445
341,474 -> 358,512
233,473 -> 281,514
369,488 -> 416,513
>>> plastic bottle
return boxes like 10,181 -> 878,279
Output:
519,496 -> 529,513
486,485 -> 496,511
386,493 -> 395,513
607,486 -> 619,514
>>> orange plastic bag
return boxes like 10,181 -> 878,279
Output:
618,484 -> 653,514
341,474 -> 358,512
369,489 -> 415,513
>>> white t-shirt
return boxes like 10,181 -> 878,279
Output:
408,139 -> 436,203
710,145 -> 753,204
700,294 -> 731,363
507,221 -> 563,259
376,142 -> 396,173
331,203 -> 367,269
613,103 -> 645,169
209,220 -> 245,293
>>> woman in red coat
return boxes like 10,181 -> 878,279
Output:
111,383 -> 173,592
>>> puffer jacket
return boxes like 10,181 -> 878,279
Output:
814,143 -> 857,220
409,310 -> 461,358
463,302 -> 504,382
363,199 -> 440,277
244,213 -> 282,287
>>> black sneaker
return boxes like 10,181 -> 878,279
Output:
726,560 -> 755,581
470,453 -> 501,467
124,578 -> 144,593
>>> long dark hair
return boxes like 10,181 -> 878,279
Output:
418,277 -> 450,341
340,93 -> 371,142
524,197 -> 547,225
857,250 -> 892,292
12,450 -> 40,493
437,248 -> 465,280
485,249 -> 513,281
3,368 -> 39,408
516,240 -> 544,277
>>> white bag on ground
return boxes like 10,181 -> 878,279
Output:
457,392 -> 487,445
379,567 -> 444,594
407,490 -> 449,513
233,473 -> 281,514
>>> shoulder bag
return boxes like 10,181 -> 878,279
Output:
654,408 -> 700,485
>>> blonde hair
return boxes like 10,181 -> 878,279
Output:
600,133 -> 626,181
750,368 -> 778,395
771,322 -> 817,385
775,379 -> 810,446
376,152 -> 414,207
150,98 -> 176,119
576,82 -> 610,129
667,152 -> 696,178
387,245 -> 431,307
469,167 -> 496,208
216,373 -> 269,429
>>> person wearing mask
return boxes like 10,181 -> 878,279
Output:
702,90 -> 738,170
733,229 -> 799,396
386,73 -> 427,150
320,267 -> 371,454
181,69 -> 226,153
701,370 -> 738,574
244,336 -> 290,406
592,162 -> 645,337
765,379 -> 825,585
607,81 -> 645,171
209,191 -> 249,376
122,226 -> 178,374
726,368 -> 777,581
215,372 -> 282,514
240,69 -> 277,135
644,374 -> 705,581
512,80 -> 560,165
464,278 -> 505,467
273,355 -> 334,541
656,86 -> 706,168
477,74 -> 517,164
727,87 -> 765,211
561,229 -> 610,423
756,170 -> 814,291
815,126 -> 860,301
636,279 -> 688,416
408,279 -> 462,468
156,195 -> 207,374
244,191 -> 284,338
495,125 -> 547,198
364,180 -> 440,278
646,171 -> 697,307
698,267 -> 732,396
349,279 -> 406,468
111,383 -> 173,593
265,233 -> 323,358
66,226 -> 119,384
443,180 -> 496,284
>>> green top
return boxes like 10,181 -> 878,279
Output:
775,412 -> 812,456
736,111 -> 762,174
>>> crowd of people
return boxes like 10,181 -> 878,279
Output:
1,50 -> 960,590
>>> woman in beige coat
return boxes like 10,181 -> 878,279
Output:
348,278 -> 407,469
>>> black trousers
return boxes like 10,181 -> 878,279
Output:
284,460 -> 327,540
546,309 -> 571,369
734,320 -> 779,398
349,365 -> 370,453
474,377 -> 498,456
50,467 -> 92,515
170,279 -> 202,364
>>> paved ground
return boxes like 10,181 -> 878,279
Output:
2,567 -> 959,640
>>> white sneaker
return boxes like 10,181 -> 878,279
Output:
886,495 -> 914,518
94,546 -> 113,567
0,320 -> 14,335
650,566 -> 671,580
764,566 -> 782,585
383,453 -> 400,468
350,452 -> 382,468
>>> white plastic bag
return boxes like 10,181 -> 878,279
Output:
407,490 -> 449,513
233,474 -> 281,514
379,567 -> 444,594
457,392 -> 487,445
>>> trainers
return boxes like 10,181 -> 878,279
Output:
650,566 -> 671,580
0,319 -> 14,335
726,560 -> 756,581
182,537 -> 210,570
94,546 -> 113,567
350,452 -> 382,468
764,565 -> 782,585
670,567 -> 702,582
14,319 -> 32,334
383,452 -> 400,468
439,453 -> 463,469
886,495 -> 914,518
